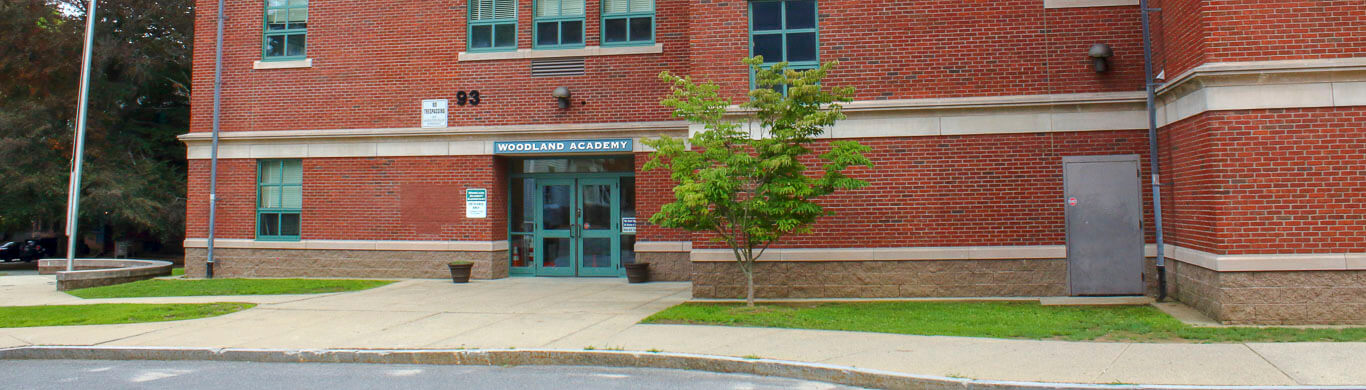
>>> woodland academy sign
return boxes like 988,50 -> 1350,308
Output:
493,139 -> 633,154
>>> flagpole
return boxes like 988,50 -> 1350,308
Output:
65,0 -> 99,272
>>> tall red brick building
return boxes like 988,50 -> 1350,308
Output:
182,0 -> 1366,324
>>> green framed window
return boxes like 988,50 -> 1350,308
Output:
263,0 -> 308,60
749,0 -> 818,93
257,160 -> 302,241
601,0 -> 653,46
534,0 -> 585,48
469,0 -> 518,51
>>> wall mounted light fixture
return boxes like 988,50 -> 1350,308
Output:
1089,43 -> 1113,73
552,86 -> 572,109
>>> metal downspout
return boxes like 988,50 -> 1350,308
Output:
1141,0 -> 1167,301
206,0 -> 226,278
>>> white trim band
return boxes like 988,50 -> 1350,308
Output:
458,44 -> 664,62
635,241 -> 693,253
183,239 -> 509,252
1164,245 -> 1366,272
690,245 -> 1069,262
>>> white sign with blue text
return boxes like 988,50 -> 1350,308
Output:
465,188 -> 487,218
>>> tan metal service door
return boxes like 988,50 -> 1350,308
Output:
1063,155 -> 1145,296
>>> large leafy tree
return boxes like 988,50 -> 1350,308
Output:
0,0 -> 191,247
645,58 -> 873,306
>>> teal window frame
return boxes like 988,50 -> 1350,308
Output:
533,0 -> 586,49
262,0 -> 308,61
468,0 -> 518,52
748,0 -> 819,93
256,159 -> 302,241
600,0 -> 655,47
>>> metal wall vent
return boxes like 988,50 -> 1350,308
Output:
531,57 -> 585,77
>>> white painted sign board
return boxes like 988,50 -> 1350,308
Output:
466,188 -> 487,218
422,99 -> 448,128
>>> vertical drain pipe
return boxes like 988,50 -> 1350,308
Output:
1141,0 -> 1167,301
205,0 -> 226,279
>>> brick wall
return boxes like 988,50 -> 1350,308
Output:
690,0 -> 1145,102
684,130 -> 1154,249
191,0 -> 1146,134
1160,107 -> 1366,255
1157,0 -> 1366,77
187,156 -> 505,241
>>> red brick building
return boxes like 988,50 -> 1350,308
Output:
182,0 -> 1366,324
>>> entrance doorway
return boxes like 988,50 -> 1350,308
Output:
508,157 -> 636,277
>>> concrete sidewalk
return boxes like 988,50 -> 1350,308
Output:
1,275 -> 1363,386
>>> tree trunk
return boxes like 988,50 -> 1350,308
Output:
745,267 -> 755,307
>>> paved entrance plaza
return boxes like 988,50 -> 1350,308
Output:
2,275 -> 1364,386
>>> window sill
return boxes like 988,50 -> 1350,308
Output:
253,58 -> 313,70
458,43 -> 663,62
1043,0 -> 1138,8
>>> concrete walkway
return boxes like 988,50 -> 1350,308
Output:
1,275 -> 1363,386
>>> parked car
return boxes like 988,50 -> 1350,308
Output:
0,240 -> 45,262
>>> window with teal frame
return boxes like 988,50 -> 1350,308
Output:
257,160 -> 302,241
749,0 -> 818,93
534,0 -> 585,48
469,0 -> 518,51
263,0 -> 308,60
601,0 -> 653,46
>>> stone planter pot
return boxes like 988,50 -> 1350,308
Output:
448,263 -> 473,283
624,262 -> 650,283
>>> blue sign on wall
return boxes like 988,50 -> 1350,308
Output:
493,139 -> 633,154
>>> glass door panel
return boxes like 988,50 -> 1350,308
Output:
577,178 -> 619,276
536,179 -> 575,276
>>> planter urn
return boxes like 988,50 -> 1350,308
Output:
624,262 -> 650,283
448,262 -> 473,283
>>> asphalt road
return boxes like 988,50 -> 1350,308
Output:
0,360 -> 863,389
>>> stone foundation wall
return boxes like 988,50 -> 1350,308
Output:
691,259 -> 1067,299
185,248 -> 509,280
637,252 -> 690,282
1166,260 -> 1366,325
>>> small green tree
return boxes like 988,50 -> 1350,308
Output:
644,58 -> 872,306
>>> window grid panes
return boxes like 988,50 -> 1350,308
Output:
257,160 -> 302,240
470,0 -> 518,51
602,0 -> 654,46
749,0 -> 818,93
534,0 -> 586,48
263,0 -> 308,60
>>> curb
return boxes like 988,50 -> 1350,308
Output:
0,346 -> 1352,390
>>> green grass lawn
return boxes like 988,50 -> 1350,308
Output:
170,267 -> 184,277
66,278 -> 394,299
643,302 -> 1366,343
0,303 -> 254,328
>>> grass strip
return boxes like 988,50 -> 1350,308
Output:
66,278 -> 393,299
0,303 -> 254,328
643,302 -> 1366,343
171,267 -> 184,277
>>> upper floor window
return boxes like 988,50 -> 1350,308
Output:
750,0 -> 817,92
535,0 -> 585,48
258,160 -> 302,241
470,0 -> 518,51
263,0 -> 308,60
602,0 -> 654,46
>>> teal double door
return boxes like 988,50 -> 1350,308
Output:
531,177 -> 624,277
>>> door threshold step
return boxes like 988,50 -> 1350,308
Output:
1039,296 -> 1153,306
